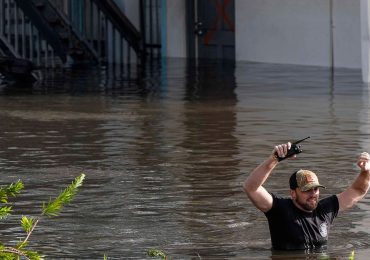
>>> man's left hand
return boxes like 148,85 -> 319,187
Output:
357,152 -> 370,172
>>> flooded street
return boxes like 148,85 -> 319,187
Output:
0,59 -> 370,259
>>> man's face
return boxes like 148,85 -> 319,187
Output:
292,187 -> 320,212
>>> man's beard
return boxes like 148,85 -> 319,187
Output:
295,195 -> 318,212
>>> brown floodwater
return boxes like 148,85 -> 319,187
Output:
0,58 -> 370,259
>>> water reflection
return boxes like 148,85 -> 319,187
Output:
0,59 -> 369,259
177,60 -> 242,258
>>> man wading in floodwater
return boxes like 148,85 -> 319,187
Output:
243,141 -> 370,250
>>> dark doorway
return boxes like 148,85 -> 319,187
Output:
187,0 -> 235,60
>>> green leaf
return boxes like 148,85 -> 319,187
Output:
0,251 -> 17,260
0,247 -> 43,260
0,180 -> 24,204
5,180 -> 24,197
21,216 -> 35,234
16,240 -> 28,250
0,206 -> 12,220
42,173 -> 85,217
147,248 -> 167,260
24,250 -> 44,260
349,250 -> 355,260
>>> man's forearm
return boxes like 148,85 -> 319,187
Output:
243,155 -> 279,192
351,169 -> 370,197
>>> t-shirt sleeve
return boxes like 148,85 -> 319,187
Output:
318,195 -> 339,223
265,193 -> 282,217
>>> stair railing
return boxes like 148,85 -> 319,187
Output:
1,0 -> 145,69
49,0 -> 143,66
0,0 -> 165,72
0,0 -> 63,68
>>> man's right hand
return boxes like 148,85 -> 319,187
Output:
273,142 -> 292,161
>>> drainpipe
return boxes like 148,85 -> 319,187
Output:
329,0 -> 334,74
161,0 -> 167,59
361,0 -> 370,82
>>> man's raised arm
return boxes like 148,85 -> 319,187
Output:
243,142 -> 291,213
337,152 -> 370,212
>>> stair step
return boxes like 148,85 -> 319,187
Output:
33,1 -> 46,9
47,16 -> 62,25
59,31 -> 70,40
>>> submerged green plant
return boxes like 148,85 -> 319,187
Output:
349,250 -> 355,260
0,173 -> 85,259
148,248 -> 168,260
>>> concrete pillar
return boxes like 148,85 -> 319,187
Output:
361,0 -> 370,82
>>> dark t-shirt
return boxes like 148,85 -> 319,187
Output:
264,193 -> 339,250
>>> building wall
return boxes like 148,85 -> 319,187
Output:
236,0 -> 361,68
165,0 -> 361,69
236,0 -> 331,67
332,0 -> 361,68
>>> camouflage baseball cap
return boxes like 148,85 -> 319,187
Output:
289,169 -> 326,191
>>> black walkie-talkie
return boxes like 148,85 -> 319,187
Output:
275,136 -> 310,161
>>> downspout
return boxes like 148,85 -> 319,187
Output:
329,0 -> 334,74
194,0 -> 198,60
161,0 -> 167,59
161,0 -> 167,94
361,0 -> 370,82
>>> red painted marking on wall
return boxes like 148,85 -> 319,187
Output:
204,0 -> 235,45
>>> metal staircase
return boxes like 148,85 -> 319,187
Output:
0,0 -> 144,69
91,0 -> 142,58
14,0 -> 99,64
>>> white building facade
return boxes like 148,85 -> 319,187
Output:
121,0 -> 370,81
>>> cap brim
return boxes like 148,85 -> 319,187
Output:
300,184 -> 326,192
